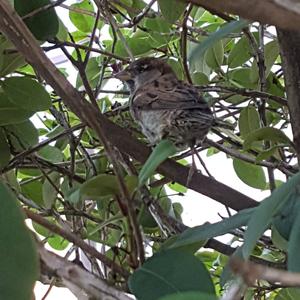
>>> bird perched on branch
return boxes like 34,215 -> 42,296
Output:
115,57 -> 230,151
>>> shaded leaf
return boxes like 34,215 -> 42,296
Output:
14,0 -> 59,40
242,172 -> 300,258
204,41 -> 224,70
271,225 -> 288,251
42,172 -> 61,209
191,72 -> 209,85
0,93 -> 33,125
38,145 -> 64,163
0,128 -> 10,168
228,68 -> 258,89
5,119 -> 38,151
2,77 -> 52,112
239,106 -> 260,138
158,292 -> 218,300
21,179 -> 44,207
80,174 -> 138,199
76,57 -> 101,89
0,182 -> 39,300
288,204 -> 300,272
0,37 -> 26,77
158,0 -> 187,23
228,36 -> 253,68
129,249 -> 215,300
250,40 -> 279,83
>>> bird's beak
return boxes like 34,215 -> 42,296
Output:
114,70 -> 131,81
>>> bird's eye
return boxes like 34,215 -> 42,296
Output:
136,64 -> 149,73
141,64 -> 149,70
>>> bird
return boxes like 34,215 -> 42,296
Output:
115,57 -> 228,152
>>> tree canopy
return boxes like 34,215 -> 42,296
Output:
0,0 -> 300,299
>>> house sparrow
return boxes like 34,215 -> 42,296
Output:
115,57 -> 222,150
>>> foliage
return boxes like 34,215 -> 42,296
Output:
0,0 -> 298,299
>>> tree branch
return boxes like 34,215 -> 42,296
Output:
277,29 -> 300,162
185,0 -> 300,31
37,243 -> 132,300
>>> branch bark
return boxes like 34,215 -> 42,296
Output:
186,0 -> 300,31
277,29 -> 300,162
0,1 -> 257,211
38,243 -> 132,300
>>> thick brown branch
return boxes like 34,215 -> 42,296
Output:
277,29 -> 300,162
37,243 -> 132,299
25,209 -> 130,279
185,0 -> 300,31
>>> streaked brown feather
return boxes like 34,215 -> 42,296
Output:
116,57 -> 215,149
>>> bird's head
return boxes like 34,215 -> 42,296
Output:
115,57 -> 176,92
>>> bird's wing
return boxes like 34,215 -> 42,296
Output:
132,81 -> 211,112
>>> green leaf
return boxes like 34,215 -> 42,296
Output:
2,170 -> 20,192
242,172 -> 300,258
80,174 -> 138,199
14,0 -> 59,40
129,249 -> 215,300
243,127 -> 292,150
158,0 -> 187,23
271,225 -> 288,251
191,72 -> 209,85
158,292 -> 218,300
238,106 -> 260,138
272,197 -> 300,241
47,234 -> 69,251
145,17 -> 171,34
233,159 -> 266,189
204,41 -> 224,70
288,204 -> 300,272
69,0 -> 95,33
114,32 -> 153,58
167,59 -> 184,80
38,145 -> 64,163
250,40 -> 279,83
228,68 -> 258,89
275,288 -> 300,300
139,140 -> 177,186
76,57 -> 101,89
5,120 -> 38,151
256,145 -> 282,162
2,77 -> 52,112
228,36 -> 253,68
168,182 -> 187,194
0,182 -> 39,300
164,208 -> 254,251
189,19 -> 249,64
0,93 -> 33,125
42,172 -> 61,209
56,18 -> 69,41
21,179 -> 44,206
0,37 -> 26,77
0,128 -> 10,168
